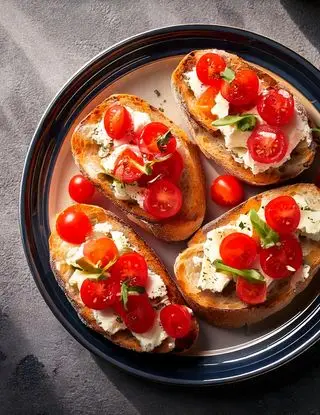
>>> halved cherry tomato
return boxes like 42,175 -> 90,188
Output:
104,104 -> 133,140
110,252 -> 148,287
236,277 -> 267,305
265,196 -> 300,234
160,304 -> 192,338
112,299 -> 127,320
113,148 -> 144,183
210,175 -> 244,207
80,278 -> 120,310
68,174 -> 95,203
138,151 -> 184,186
196,53 -> 226,86
260,234 -> 303,279
196,85 -> 220,119
221,69 -> 259,106
257,89 -> 295,126
56,207 -> 92,244
220,232 -> 258,269
83,237 -> 118,269
138,122 -> 176,156
143,179 -> 183,219
124,294 -> 156,333
247,125 -> 288,164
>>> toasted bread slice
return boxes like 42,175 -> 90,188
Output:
172,49 -> 316,186
49,204 -> 199,353
174,184 -> 320,328
71,94 -> 206,241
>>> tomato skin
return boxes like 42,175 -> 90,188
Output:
56,207 -> 92,244
124,294 -> 156,333
196,85 -> 221,118
260,235 -> 303,279
236,278 -> 267,305
110,252 -> 148,287
68,175 -> 95,203
221,69 -> 259,106
196,53 -> 226,86
104,105 -> 133,140
160,304 -> 192,338
113,148 -> 144,183
210,175 -> 244,207
247,125 -> 288,164
83,237 -> 118,269
138,122 -> 176,156
220,233 -> 258,269
257,89 -> 295,126
265,196 -> 301,234
143,179 -> 183,219
80,278 -> 120,310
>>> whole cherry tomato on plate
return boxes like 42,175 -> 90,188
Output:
210,175 -> 244,207
68,174 -> 95,203
56,207 -> 92,244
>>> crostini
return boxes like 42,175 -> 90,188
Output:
71,94 -> 206,241
49,204 -> 199,352
174,183 -> 320,328
172,50 -> 316,186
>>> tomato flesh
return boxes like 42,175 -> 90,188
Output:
257,89 -> 295,126
160,304 -> 192,338
236,278 -> 267,305
210,175 -> 244,207
220,232 -> 258,269
196,85 -> 220,119
110,252 -> 148,287
56,207 -> 92,244
104,104 -> 133,140
196,53 -> 226,86
247,125 -> 288,164
143,179 -> 183,219
265,196 -> 301,234
80,278 -> 120,310
221,69 -> 259,106
138,122 -> 176,156
83,237 -> 118,269
124,294 -> 156,333
113,148 -> 144,183
260,235 -> 303,279
68,174 -> 95,203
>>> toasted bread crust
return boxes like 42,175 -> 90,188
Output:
171,49 -> 316,186
49,204 -> 199,352
71,94 -> 206,241
174,184 -> 320,328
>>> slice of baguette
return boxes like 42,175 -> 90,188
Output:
171,49 -> 316,186
71,94 -> 206,241
174,183 -> 320,328
49,204 -> 199,353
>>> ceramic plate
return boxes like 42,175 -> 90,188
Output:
20,25 -> 320,385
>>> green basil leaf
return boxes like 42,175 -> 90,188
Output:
121,282 -> 129,310
75,258 -> 101,274
237,115 -> 257,131
212,114 -> 257,131
212,115 -> 245,126
213,259 -> 265,284
220,67 -> 235,83
249,209 -> 279,248
157,130 -> 173,152
311,127 -> 320,133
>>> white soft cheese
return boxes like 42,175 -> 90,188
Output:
111,181 -> 145,208
65,245 -> 84,267
146,270 -> 167,299
93,308 -> 126,335
125,106 -> 151,133
183,67 -> 208,98
68,269 -> 101,291
131,313 -> 170,352
211,92 -> 229,119
93,222 -> 113,235
100,144 -> 140,173
110,230 -> 132,254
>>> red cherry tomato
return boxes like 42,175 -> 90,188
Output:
68,174 -> 95,203
236,278 -> 267,305
113,148 -> 144,183
257,89 -> 295,126
112,299 -> 127,321
265,196 -> 301,234
196,85 -> 221,119
247,125 -> 288,164
196,53 -> 226,86
80,278 -> 120,310
160,304 -> 192,339
210,175 -> 244,207
110,252 -> 148,287
83,237 -> 118,269
138,122 -> 177,156
220,233 -> 258,269
260,235 -> 303,279
143,179 -> 183,219
138,151 -> 184,186
104,104 -> 133,140
221,69 -> 259,106
56,207 -> 92,244
124,294 -> 156,333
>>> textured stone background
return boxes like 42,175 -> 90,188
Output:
1,0 -> 320,414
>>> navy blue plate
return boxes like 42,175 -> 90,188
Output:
20,25 -> 320,385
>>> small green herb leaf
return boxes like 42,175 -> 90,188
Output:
237,115 -> 257,131
214,259 -> 265,284
157,130 -> 173,152
249,209 -> 279,248
220,67 -> 235,83
120,281 -> 145,310
239,221 -> 245,230
130,153 -> 172,176
75,258 -> 101,274
212,114 -> 257,131
311,127 -> 320,133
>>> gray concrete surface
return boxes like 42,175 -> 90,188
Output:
1,0 -> 319,414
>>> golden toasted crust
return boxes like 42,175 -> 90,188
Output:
71,94 -> 206,241
49,204 -> 199,352
174,184 -> 320,328
171,49 -> 316,186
